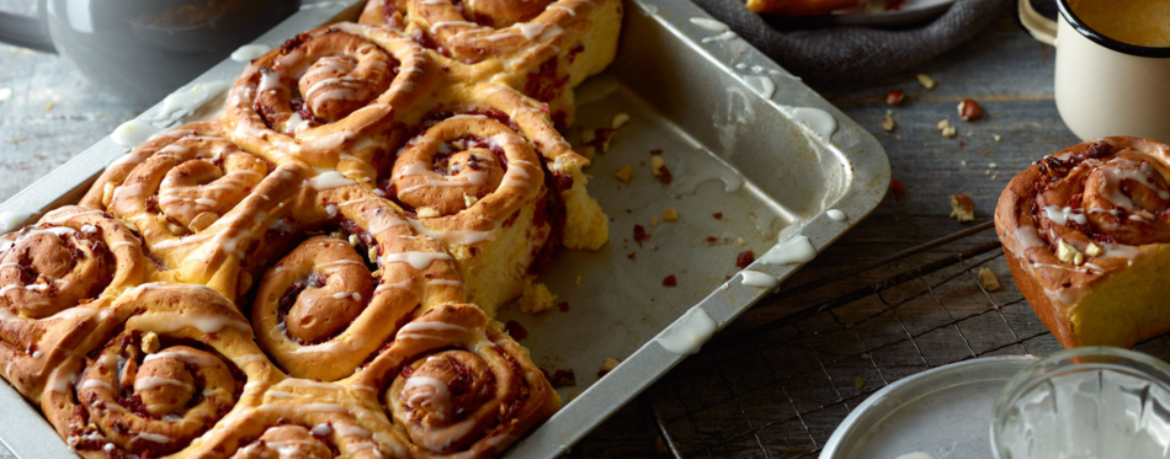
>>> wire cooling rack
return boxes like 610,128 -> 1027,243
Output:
647,221 -> 1170,458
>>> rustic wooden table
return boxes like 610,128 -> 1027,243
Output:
0,2 -> 1075,457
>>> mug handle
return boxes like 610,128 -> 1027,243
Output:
1018,0 -> 1057,46
0,8 -> 55,53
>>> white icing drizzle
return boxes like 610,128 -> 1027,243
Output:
306,171 -> 357,190
760,235 -> 817,266
742,75 -> 775,99
135,377 -> 193,392
403,375 -> 451,413
826,209 -> 847,222
1042,206 -> 1088,226
382,251 -> 453,270
700,31 -> 738,43
689,17 -> 729,33
740,270 -> 779,289
230,44 -> 272,62
134,432 -> 173,444
782,106 -> 837,141
397,321 -> 469,339
0,211 -> 34,234
656,308 -> 717,355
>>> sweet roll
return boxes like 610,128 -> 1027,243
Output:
996,136 -> 1170,348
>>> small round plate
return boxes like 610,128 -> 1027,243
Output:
820,356 -> 1038,459
831,0 -> 955,27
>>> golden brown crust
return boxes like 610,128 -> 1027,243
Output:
360,0 -> 622,126
995,136 -> 1170,348
226,23 -> 439,187
351,304 -> 560,458
0,206 -> 147,401
0,9 -> 623,458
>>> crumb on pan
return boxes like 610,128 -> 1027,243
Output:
976,267 -> 1002,292
504,320 -> 528,340
614,164 -> 632,182
663,275 -> 677,287
611,113 -> 630,129
663,207 -> 678,222
949,194 -> 975,222
651,156 -> 672,184
651,215 -> 659,227
736,250 -> 755,269
598,357 -> 621,377
633,224 -> 649,246
519,281 -> 557,314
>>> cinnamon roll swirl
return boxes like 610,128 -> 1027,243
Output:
0,206 -> 146,400
350,304 -> 559,458
227,23 -> 438,187
996,136 -> 1170,348
359,0 -> 623,127
80,122 -> 312,299
40,283 -> 276,459
250,177 -> 463,381
378,82 -> 607,313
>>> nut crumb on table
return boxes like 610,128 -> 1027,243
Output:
916,73 -> 936,89
958,98 -> 982,121
976,267 -> 1001,292
949,194 -> 975,222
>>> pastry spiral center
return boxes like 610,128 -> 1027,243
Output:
392,350 -> 496,453
75,340 -> 237,454
232,425 -> 335,459
391,117 -> 541,217
156,147 -> 267,233
255,30 -> 396,133
274,236 -> 375,344
0,226 -> 112,318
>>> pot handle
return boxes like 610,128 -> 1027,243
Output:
1018,0 -> 1057,46
0,7 -> 55,54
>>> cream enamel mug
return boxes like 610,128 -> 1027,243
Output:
1019,0 -> 1170,143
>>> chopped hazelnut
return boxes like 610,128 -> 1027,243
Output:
519,281 -> 557,314
958,99 -> 982,121
1086,242 -> 1104,258
994,134 -> 1002,142
348,234 -> 360,246
916,73 -> 936,89
611,113 -> 630,129
1057,239 -> 1084,266
417,207 -> 440,218
663,207 -> 679,222
882,110 -> 896,132
614,164 -> 633,182
601,357 -> 621,372
977,267 -> 1002,291
941,125 -> 957,138
368,247 -> 379,262
936,119 -> 951,130
141,332 -> 161,354
885,89 -> 905,106
949,194 -> 975,222
463,194 -> 479,208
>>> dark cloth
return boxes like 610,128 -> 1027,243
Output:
689,0 -> 1013,82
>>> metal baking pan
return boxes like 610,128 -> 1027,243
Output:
0,0 -> 890,457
